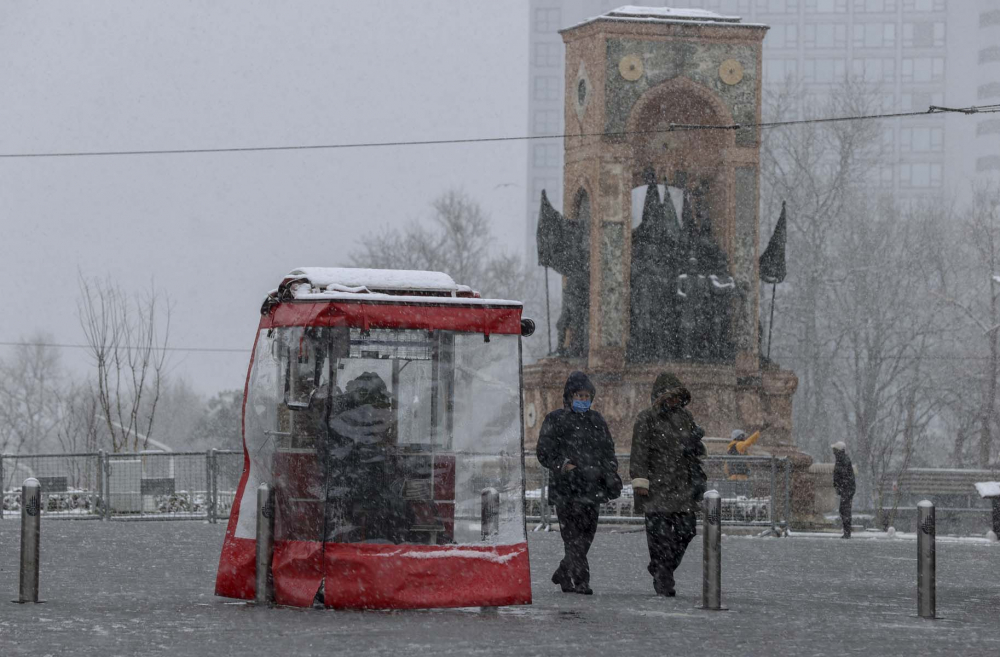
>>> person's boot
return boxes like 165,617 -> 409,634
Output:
653,570 -> 676,597
655,583 -> 676,597
573,581 -> 593,595
551,566 -> 574,593
841,531 -> 851,539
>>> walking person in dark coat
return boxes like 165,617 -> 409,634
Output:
536,371 -> 618,594
630,372 -> 707,596
832,442 -> 856,539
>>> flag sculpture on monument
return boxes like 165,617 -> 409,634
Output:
760,202 -> 788,361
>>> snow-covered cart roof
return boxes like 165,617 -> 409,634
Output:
288,267 -> 468,296
265,267 -> 522,309
259,267 -> 525,333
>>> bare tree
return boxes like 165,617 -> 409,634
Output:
191,389 -> 244,450
0,333 -> 64,454
77,276 -> 171,453
146,378 -> 205,450
760,78 -> 887,458
759,77 -> 980,524
54,382 -> 103,454
50,381 -> 105,491
351,189 -> 494,285
350,189 -> 550,360
825,199 -> 951,524
935,185 -> 1000,467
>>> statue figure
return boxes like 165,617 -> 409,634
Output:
677,258 -> 709,359
674,181 -> 736,362
628,170 -> 682,362
537,190 -> 589,357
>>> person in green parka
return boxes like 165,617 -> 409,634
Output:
630,372 -> 707,596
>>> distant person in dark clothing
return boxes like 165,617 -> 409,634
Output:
537,371 -> 618,595
832,442 -> 856,539
630,372 -> 707,597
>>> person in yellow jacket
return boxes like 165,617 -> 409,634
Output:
723,424 -> 770,501
724,428 -> 762,481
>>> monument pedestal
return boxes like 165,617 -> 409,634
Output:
524,359 -> 797,451
523,358 -> 815,522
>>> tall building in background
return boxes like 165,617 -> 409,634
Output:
526,0 -> 1000,256
977,2 -> 1000,175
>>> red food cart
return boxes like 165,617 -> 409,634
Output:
215,268 -> 533,609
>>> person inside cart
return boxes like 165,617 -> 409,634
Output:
323,372 -> 411,544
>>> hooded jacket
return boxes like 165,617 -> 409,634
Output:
536,372 -> 618,505
630,373 -> 707,515
833,448 -> 856,498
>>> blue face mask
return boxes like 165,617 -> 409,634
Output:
571,400 -> 592,413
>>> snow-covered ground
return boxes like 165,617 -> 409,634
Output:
1,522 -> 998,656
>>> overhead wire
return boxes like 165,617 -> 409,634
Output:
0,340 -> 248,354
3,106 -> 998,359
1,339 -> 998,363
0,104 -> 997,160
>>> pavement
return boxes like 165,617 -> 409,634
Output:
1,520 -> 998,656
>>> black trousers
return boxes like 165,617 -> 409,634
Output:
555,499 -> 599,586
644,511 -> 697,593
839,494 -> 853,535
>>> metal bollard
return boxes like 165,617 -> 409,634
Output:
481,487 -> 500,541
991,497 -> 1000,538
701,490 -> 725,610
96,450 -> 106,521
537,469 -> 551,531
209,449 -> 218,525
783,458 -> 792,534
18,478 -> 42,603
769,457 -> 778,536
255,483 -> 275,605
917,500 -> 935,619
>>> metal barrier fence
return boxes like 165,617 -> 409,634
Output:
2,450 -> 789,529
525,454 -> 791,533
1,452 -> 102,520
1,450 -> 243,522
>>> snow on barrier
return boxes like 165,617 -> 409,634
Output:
974,481 -> 1000,539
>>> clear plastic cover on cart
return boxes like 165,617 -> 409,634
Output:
235,325 -> 525,547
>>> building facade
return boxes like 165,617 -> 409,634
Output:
977,1 -> 1000,176
527,0 -> 1000,255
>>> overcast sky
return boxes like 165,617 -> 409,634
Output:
0,1 -> 529,394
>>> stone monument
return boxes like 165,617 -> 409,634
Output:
523,6 -> 813,519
